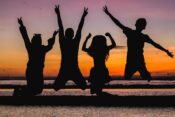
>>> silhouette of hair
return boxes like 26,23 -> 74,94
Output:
88,35 -> 109,60
31,34 -> 42,45
135,18 -> 147,30
65,28 -> 74,39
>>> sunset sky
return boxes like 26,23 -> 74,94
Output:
0,0 -> 175,77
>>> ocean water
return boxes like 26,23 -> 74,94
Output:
0,80 -> 175,96
0,80 -> 175,117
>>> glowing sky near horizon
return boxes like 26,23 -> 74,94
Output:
0,0 -> 175,77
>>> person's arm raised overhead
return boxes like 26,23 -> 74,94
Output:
146,36 -> 174,58
105,32 -> 116,50
82,33 -> 91,52
45,30 -> 58,52
75,7 -> 88,41
55,5 -> 64,40
18,17 -> 31,51
103,6 -> 127,30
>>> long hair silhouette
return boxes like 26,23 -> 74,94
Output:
88,35 -> 109,61
82,33 -> 116,95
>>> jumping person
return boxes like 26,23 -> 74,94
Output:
82,33 -> 116,95
103,6 -> 173,81
53,5 -> 88,90
13,17 -> 58,96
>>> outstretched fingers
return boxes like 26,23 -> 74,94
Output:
53,30 -> 59,36
84,7 -> 88,11
86,33 -> 92,39
105,32 -> 111,37
83,7 -> 88,16
55,5 -> 60,13
17,17 -> 23,25
103,5 -> 109,14
168,51 -> 174,58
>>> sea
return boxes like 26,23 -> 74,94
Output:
0,79 -> 175,117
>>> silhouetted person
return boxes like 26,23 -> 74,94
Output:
53,5 -> 88,90
13,17 -> 58,96
103,6 -> 174,81
82,33 -> 116,95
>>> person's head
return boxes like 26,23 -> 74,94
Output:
88,35 -> 109,60
65,28 -> 74,39
31,34 -> 42,46
135,18 -> 147,31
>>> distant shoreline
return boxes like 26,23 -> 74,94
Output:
0,76 -> 175,80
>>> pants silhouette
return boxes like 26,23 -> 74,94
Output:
13,18 -> 57,96
53,5 -> 88,90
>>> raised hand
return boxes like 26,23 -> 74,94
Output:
86,33 -> 91,39
17,17 -> 24,26
166,50 -> 174,58
105,32 -> 111,37
83,7 -> 88,16
103,5 -> 109,15
53,30 -> 59,37
55,5 -> 60,14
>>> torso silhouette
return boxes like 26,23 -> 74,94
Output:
89,49 -> 107,68
123,27 -> 152,65
59,38 -> 79,69
88,48 -> 110,83
54,6 -> 87,90
26,45 -> 48,88
19,25 -> 54,88
27,45 -> 46,69
58,34 -> 84,82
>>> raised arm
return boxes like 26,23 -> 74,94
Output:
147,37 -> 173,58
75,7 -> 88,41
82,33 -> 91,52
103,6 -> 127,30
18,17 -> 31,51
105,32 -> 116,50
55,5 -> 64,39
44,30 -> 58,52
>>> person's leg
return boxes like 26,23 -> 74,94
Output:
13,86 -> 35,96
138,64 -> 152,82
33,70 -> 44,95
124,64 -> 137,80
103,68 -> 111,83
53,74 -> 67,91
26,68 -> 32,87
73,75 -> 87,90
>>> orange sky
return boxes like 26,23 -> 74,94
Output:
0,45 -> 174,77
0,0 -> 175,77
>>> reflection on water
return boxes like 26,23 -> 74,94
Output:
0,80 -> 175,96
0,106 -> 174,117
1,89 -> 175,96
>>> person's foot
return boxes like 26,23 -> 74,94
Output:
96,91 -> 103,96
53,84 -> 61,91
147,77 -> 151,82
78,83 -> 87,90
13,87 -> 21,96
80,85 -> 86,90
90,88 -> 96,94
